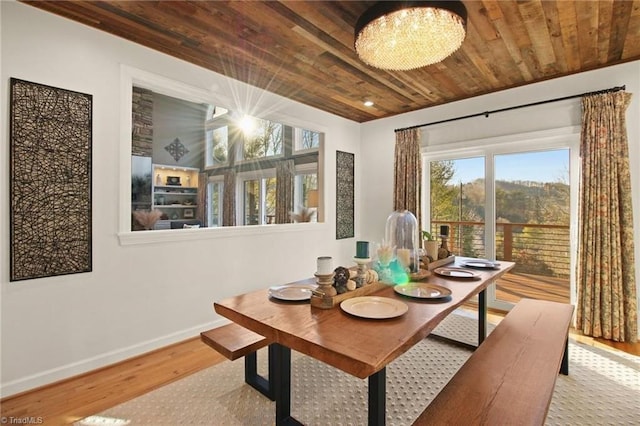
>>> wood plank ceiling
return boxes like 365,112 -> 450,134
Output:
22,1 -> 640,123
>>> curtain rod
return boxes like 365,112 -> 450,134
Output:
394,85 -> 626,133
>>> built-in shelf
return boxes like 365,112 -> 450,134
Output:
152,164 -> 200,224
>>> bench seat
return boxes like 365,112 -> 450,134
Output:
414,298 -> 574,426
201,322 -> 270,360
200,322 -> 274,400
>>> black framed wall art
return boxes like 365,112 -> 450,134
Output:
9,78 -> 93,281
335,150 -> 354,239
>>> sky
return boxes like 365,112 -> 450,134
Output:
449,149 -> 570,184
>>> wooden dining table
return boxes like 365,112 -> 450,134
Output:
214,257 -> 515,425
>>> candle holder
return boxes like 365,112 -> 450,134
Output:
314,272 -> 337,297
438,236 -> 451,259
353,257 -> 371,288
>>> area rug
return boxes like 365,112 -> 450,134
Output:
76,313 -> 639,425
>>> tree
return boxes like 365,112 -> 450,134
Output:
244,119 -> 283,159
429,160 -> 458,222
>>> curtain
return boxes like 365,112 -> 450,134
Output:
222,169 -> 236,227
275,159 -> 295,224
394,128 -> 422,230
577,91 -> 637,343
197,172 -> 207,227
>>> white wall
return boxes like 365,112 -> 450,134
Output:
359,61 -> 640,330
0,2 -> 361,396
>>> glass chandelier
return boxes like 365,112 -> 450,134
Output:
355,1 -> 467,71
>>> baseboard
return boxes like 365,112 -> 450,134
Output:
1,319 -> 226,398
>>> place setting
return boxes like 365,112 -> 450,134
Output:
268,283 -> 317,302
459,259 -> 501,269
340,296 -> 408,319
393,282 -> 452,302
433,266 -> 481,279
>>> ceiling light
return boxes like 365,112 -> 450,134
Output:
354,1 -> 467,71
364,100 -> 374,107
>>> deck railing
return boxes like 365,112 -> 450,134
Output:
430,221 -> 571,278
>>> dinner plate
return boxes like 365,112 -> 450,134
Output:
393,283 -> 452,299
434,267 -> 480,279
340,296 -> 408,319
268,284 -> 316,301
460,259 -> 500,269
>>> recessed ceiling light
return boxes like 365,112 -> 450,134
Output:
364,100 -> 374,107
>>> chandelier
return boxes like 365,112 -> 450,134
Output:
354,1 -> 467,71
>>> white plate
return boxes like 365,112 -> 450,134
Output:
460,259 -> 500,269
268,284 -> 316,301
434,267 -> 480,279
340,296 -> 408,319
394,283 -> 452,299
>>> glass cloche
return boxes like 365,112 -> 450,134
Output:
385,210 -> 420,273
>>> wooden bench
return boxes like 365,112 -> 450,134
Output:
413,298 -> 574,426
200,322 -> 275,400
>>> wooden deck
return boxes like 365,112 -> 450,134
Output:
495,271 -> 570,304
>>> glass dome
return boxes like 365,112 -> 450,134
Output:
385,210 -> 420,273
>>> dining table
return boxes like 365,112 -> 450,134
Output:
213,257 -> 515,425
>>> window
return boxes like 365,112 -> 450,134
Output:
294,168 -> 318,209
204,105 -> 230,168
206,126 -> 229,167
241,116 -> 283,160
424,129 -> 579,311
208,179 -> 223,227
242,176 -> 276,225
121,66 -> 324,240
295,128 -> 321,151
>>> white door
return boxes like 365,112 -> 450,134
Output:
425,136 -> 578,311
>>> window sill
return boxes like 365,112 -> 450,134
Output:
118,222 -> 327,246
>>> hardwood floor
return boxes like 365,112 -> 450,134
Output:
1,313 -> 638,425
0,337 -> 226,425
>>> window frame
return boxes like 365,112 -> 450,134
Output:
118,65 -> 328,246
422,126 -> 581,310
293,163 -> 319,212
237,168 -> 277,226
294,128 -> 323,152
205,124 -> 230,169
207,177 -> 224,227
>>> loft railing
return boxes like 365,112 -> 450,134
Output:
430,221 -> 571,278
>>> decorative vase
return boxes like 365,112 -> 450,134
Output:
424,240 -> 439,261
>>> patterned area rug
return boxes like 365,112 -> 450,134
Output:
76,313 -> 639,425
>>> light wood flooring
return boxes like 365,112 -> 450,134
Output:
2,310 -> 638,425
0,337 -> 226,425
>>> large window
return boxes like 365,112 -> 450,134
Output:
124,67 -> 323,235
425,130 -> 579,311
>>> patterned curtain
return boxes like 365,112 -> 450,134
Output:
275,159 -> 295,224
197,172 -> 207,227
577,91 -> 637,343
394,128 -> 422,231
222,169 -> 236,227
